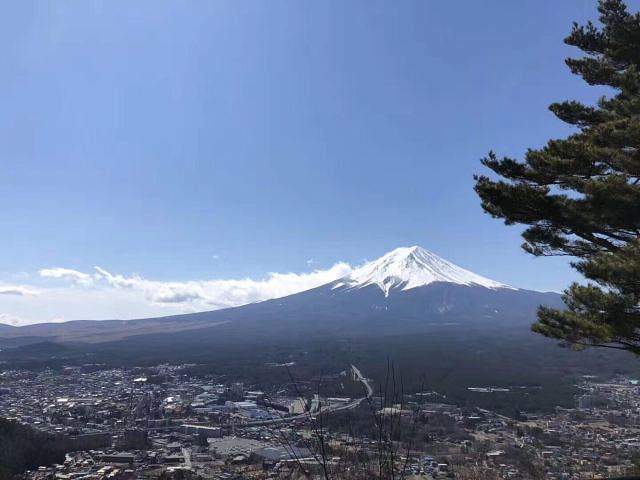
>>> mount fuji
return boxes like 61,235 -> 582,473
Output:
333,245 -> 512,295
0,246 -> 563,346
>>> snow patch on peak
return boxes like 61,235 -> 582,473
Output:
335,246 -> 514,296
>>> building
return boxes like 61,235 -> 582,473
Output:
182,424 -> 222,438
231,383 -> 244,398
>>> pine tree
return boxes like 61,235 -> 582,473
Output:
474,0 -> 640,355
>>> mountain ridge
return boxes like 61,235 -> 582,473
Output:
0,246 -> 560,345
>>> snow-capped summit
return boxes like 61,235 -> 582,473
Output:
335,246 -> 512,296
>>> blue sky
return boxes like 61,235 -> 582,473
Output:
0,1 -> 631,324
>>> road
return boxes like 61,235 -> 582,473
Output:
351,364 -> 373,398
181,447 -> 192,469
241,364 -> 373,427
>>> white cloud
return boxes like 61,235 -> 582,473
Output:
91,263 -> 352,307
0,313 -> 25,326
0,285 -> 39,296
93,266 -> 141,289
39,267 -> 95,286
0,261 -> 354,325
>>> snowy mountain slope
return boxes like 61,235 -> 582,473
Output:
0,245 -> 558,345
333,246 -> 513,296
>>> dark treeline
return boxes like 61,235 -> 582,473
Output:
0,418 -> 79,479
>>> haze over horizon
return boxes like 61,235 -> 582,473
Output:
3,1 -> 632,324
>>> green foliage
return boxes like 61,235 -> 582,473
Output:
0,418 -> 66,477
474,0 -> 640,354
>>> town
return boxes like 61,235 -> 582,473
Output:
1,363 -> 638,479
